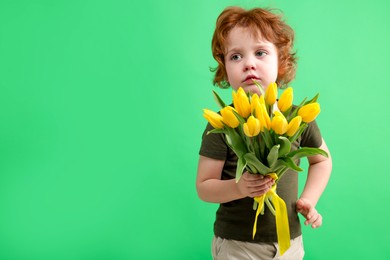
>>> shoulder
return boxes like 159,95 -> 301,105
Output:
199,123 -> 228,160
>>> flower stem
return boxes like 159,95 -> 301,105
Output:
265,198 -> 276,216
276,167 -> 289,182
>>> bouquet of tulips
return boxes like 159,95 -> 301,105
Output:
202,82 -> 328,255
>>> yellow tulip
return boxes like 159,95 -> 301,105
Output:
260,104 -> 271,130
254,103 -> 269,131
203,109 -> 224,129
251,93 -> 260,113
278,87 -> 293,112
298,102 -> 321,123
243,116 -> 261,137
271,111 -> 288,135
232,87 -> 251,118
259,95 -> 266,106
286,116 -> 302,137
220,106 -> 240,128
265,82 -> 278,105
253,103 -> 262,121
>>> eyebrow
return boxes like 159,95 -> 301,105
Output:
226,44 -> 273,54
225,47 -> 240,55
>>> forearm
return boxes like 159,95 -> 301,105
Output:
197,178 -> 245,204
196,156 -> 274,204
300,157 -> 332,206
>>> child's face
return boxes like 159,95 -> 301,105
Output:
224,26 -> 279,95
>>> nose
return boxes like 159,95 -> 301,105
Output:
243,58 -> 256,71
244,65 -> 255,71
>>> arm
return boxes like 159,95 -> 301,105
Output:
196,155 -> 274,204
296,138 -> 332,228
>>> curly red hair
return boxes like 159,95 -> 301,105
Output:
211,6 -> 297,88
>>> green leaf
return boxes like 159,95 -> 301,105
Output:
235,156 -> 246,183
304,93 -> 320,105
272,159 -> 287,172
243,152 -> 271,174
246,164 -> 258,174
258,134 -> 266,160
287,147 -> 329,161
281,157 -> 303,172
278,136 -> 291,156
207,128 -> 226,135
253,137 -> 261,160
267,144 -> 280,168
225,127 -> 248,158
289,97 -> 307,119
261,128 -> 274,150
212,90 -> 226,109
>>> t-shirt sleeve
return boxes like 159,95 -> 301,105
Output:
199,123 -> 228,161
300,120 -> 323,148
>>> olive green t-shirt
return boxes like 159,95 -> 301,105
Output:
199,120 -> 322,243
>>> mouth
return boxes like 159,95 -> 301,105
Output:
243,75 -> 260,84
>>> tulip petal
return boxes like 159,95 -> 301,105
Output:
203,109 -> 224,129
221,106 -> 240,128
244,116 -> 261,137
286,116 -> 302,136
298,103 -> 321,123
233,87 -> 251,118
271,112 -> 288,135
265,82 -> 278,105
278,87 -> 293,112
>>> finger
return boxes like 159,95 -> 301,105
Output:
304,210 -> 319,226
243,174 -> 265,181
311,214 -> 322,228
250,191 -> 267,197
304,205 -> 317,219
249,185 -> 273,197
305,214 -> 318,227
247,178 -> 274,188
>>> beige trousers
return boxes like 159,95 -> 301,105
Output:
212,235 -> 304,260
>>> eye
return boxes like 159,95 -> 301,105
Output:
256,51 -> 267,57
230,54 -> 242,61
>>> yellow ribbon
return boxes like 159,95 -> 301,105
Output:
252,173 -> 291,256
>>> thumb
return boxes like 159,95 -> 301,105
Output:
296,199 -> 304,211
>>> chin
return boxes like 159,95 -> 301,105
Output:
242,85 -> 262,95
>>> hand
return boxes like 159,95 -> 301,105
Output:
296,198 -> 322,228
237,172 -> 274,198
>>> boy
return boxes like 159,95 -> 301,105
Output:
196,6 -> 332,259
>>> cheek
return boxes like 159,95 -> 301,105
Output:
224,64 -> 233,81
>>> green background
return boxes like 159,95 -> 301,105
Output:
0,0 -> 389,259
